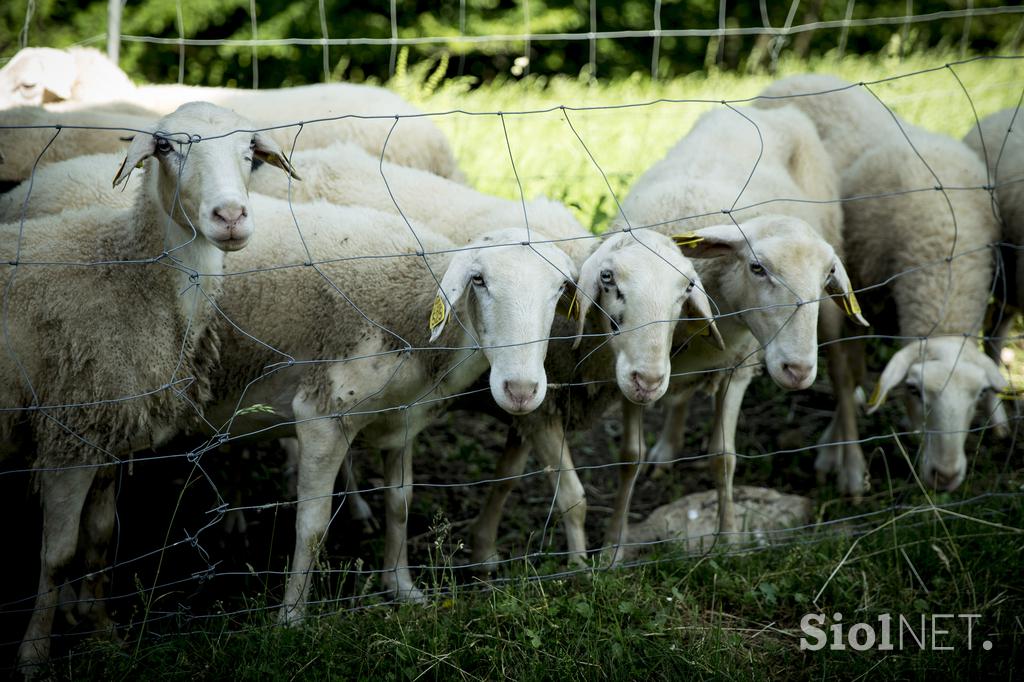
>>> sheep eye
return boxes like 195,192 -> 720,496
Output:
906,383 -> 922,397
686,281 -> 695,292
471,274 -> 485,287
249,137 -> 257,150
749,262 -> 767,277
155,138 -> 173,154
600,269 -> 614,285
19,82 -> 38,91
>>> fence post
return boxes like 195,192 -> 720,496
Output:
107,0 -> 121,64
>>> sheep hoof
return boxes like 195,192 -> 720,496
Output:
278,603 -> 306,628
468,550 -> 502,575
393,585 -> 426,605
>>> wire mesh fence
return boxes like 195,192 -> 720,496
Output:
0,1 -> 1023,675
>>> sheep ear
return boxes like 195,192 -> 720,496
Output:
253,132 -> 301,180
825,257 -> 869,327
866,344 -> 918,414
555,280 -> 580,320
683,281 -> 724,350
113,133 -> 156,188
571,245 -> 608,349
429,251 -> 474,343
981,355 -> 1009,392
684,224 -> 747,259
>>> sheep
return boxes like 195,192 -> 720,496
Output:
3,101 -> 298,672
469,105 -> 863,568
0,152 -> 140,222
0,47 -> 463,180
467,229 -> 720,571
2,140 -> 588,263
0,141 -> 590,541
828,124 -> 1007,494
0,103 -> 156,183
962,106 -> 1024,433
753,73 -> 906,171
612,104 -> 864,548
195,193 -> 579,615
0,47 -> 134,108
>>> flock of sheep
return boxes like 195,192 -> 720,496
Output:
0,46 -> 1020,672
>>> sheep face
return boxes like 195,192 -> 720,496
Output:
0,48 -> 75,108
112,102 -> 297,251
867,338 -> 1007,491
430,229 -> 577,415
573,231 -> 719,405
689,216 -> 860,391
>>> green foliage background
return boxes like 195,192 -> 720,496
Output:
2,0 -> 1022,87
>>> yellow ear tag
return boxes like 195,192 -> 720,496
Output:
565,289 -> 580,321
672,233 -> 704,249
867,382 -> 882,408
429,294 -> 447,330
842,291 -> 862,318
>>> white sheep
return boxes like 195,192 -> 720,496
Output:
754,73 -> 905,171
3,101 -> 297,672
2,140 -> 589,264
0,47 -> 463,180
470,105 -> 863,568
963,106 -> 1023,433
614,104 -> 864,550
0,103 -> 156,183
830,123 -> 1006,493
0,47 -> 134,108
197,191 -> 578,613
467,229 -> 720,571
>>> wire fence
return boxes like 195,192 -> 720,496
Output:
0,3 -> 1023,674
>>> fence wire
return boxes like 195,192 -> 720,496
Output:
0,7 -> 1023,674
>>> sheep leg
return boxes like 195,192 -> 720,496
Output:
646,384 -> 701,478
280,409 -> 346,625
75,467 -> 118,640
468,426 -> 531,573
708,369 -> 754,539
983,314 -> 1017,438
824,340 -> 867,499
381,442 -> 424,603
18,467 -> 97,672
340,453 -> 375,530
603,399 -> 646,566
283,435 -> 373,528
530,417 -> 588,567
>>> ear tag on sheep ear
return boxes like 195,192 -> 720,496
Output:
565,289 -> 580,321
672,232 -> 704,249
867,382 -> 882,408
841,291 -> 862,319
429,294 -> 448,331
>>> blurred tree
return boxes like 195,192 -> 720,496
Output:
1,0 -> 1019,87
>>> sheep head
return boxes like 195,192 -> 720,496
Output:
866,337 -> 1007,491
429,227 -> 577,415
113,101 -> 298,252
686,215 -> 862,391
0,48 -> 77,108
572,230 -> 719,405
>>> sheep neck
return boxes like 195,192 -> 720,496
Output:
135,170 -> 226,347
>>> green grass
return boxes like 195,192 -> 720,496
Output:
47,50 -> 1024,680
61,471 -> 1024,680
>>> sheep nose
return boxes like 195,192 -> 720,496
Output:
930,467 -> 961,491
632,371 -> 665,393
781,362 -> 813,389
212,203 -> 248,229
503,380 -> 539,409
